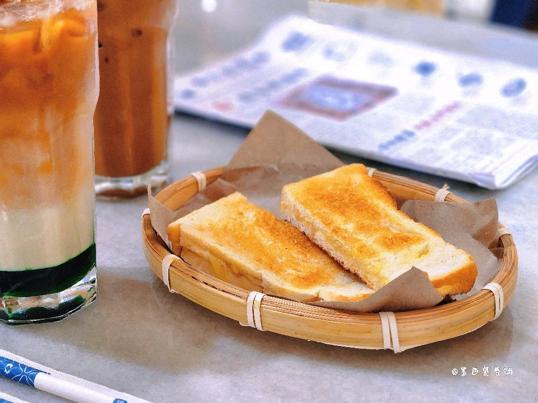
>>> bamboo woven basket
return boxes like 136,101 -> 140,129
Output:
142,166 -> 518,352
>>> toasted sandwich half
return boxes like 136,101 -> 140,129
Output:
167,192 -> 373,302
280,164 -> 477,296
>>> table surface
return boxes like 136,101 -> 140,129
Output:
2,1 -> 538,402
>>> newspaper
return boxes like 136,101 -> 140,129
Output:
174,15 -> 538,189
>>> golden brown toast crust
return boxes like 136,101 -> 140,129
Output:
431,260 -> 478,296
194,195 -> 333,289
284,164 -> 431,259
168,192 -> 373,301
281,164 -> 477,295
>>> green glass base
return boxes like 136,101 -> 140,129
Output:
0,244 -> 97,324
0,244 -> 96,297
0,265 -> 96,325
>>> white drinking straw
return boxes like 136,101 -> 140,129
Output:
0,350 -> 146,403
0,390 -> 29,403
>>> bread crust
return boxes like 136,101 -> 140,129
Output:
168,192 -> 373,302
281,164 -> 477,296
431,260 -> 478,296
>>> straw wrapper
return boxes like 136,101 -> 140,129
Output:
149,111 -> 501,312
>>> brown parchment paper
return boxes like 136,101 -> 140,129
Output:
148,111 -> 501,312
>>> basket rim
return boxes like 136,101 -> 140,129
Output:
142,166 -> 518,350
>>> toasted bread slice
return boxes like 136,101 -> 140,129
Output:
280,164 -> 477,296
167,192 -> 373,302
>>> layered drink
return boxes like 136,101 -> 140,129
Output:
94,0 -> 178,197
0,0 -> 98,323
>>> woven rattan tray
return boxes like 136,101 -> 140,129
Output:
142,166 -> 517,352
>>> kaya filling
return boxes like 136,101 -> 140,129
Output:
0,3 -> 97,295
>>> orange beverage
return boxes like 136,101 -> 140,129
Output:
94,0 -> 178,197
0,0 -> 98,323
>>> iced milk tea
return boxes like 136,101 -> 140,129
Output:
94,0 -> 177,196
0,0 -> 98,323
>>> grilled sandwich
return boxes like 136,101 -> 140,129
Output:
167,192 -> 374,302
280,164 -> 477,296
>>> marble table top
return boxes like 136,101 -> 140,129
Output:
2,1 -> 537,402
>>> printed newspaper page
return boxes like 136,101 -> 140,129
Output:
174,15 -> 538,189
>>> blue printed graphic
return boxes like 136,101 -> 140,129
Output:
0,357 -> 45,387
414,61 -> 436,77
369,51 -> 393,66
239,68 -> 308,103
251,51 -> 270,65
113,399 -> 128,403
379,130 -> 415,152
232,52 -> 270,70
0,399 -> 14,403
282,32 -> 311,52
221,65 -> 237,76
323,43 -> 356,62
300,85 -> 370,113
458,72 -> 483,87
501,78 -> 526,97
280,77 -> 396,120
281,68 -> 307,84
238,92 -> 253,102
266,80 -> 281,90
233,57 -> 250,69
178,89 -> 196,99
191,76 -> 209,88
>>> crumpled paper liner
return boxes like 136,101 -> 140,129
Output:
149,111 -> 501,312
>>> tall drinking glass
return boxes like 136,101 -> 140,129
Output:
0,0 -> 98,324
94,0 -> 178,197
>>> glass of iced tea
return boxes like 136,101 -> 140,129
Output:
0,0 -> 98,323
94,0 -> 178,197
